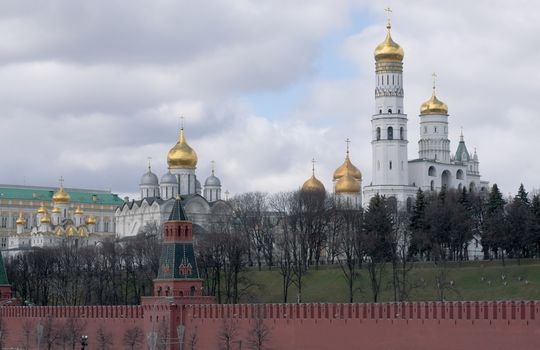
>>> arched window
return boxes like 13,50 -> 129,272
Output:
376,127 -> 381,140
377,161 -> 380,170
379,109 -> 382,114
400,127 -> 404,140
428,166 -> 436,177
430,180 -> 435,191
388,109 -> 392,114
392,75 -> 395,84
441,170 -> 451,189
190,286 -> 196,296
456,169 -> 464,180
387,127 -> 393,140
398,109 -> 401,114
389,161 -> 392,170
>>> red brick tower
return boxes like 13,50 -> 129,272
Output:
142,196 -> 213,350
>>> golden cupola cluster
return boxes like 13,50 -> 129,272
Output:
37,203 -> 47,214
40,214 -> 51,224
374,21 -> 404,62
302,160 -> 326,193
167,127 -> 198,169
420,86 -> 449,116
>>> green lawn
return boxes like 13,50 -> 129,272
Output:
239,260 -> 540,303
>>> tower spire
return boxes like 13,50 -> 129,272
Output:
385,7 -> 392,29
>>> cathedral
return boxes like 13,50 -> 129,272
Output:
115,126 -> 231,237
302,15 -> 488,210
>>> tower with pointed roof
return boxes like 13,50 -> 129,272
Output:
152,196 -> 205,298
363,9 -> 416,205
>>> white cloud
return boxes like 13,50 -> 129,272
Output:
0,0 -> 537,198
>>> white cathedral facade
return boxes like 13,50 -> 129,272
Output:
362,18 -> 489,207
115,127 -> 231,237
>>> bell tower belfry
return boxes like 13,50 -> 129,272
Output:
363,9 -> 416,205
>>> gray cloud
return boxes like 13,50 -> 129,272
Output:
0,0 -> 537,199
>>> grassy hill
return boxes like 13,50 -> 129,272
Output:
238,260 -> 540,303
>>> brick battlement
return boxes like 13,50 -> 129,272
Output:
186,301 -> 539,322
0,304 -> 144,319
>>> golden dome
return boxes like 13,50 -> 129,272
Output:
37,203 -> 47,214
40,214 -> 51,224
374,23 -> 404,62
420,87 -> 448,116
86,216 -> 97,225
74,205 -> 84,215
52,207 -> 61,214
52,186 -> 71,204
16,212 -> 26,225
333,155 -> 362,182
167,128 -> 198,169
335,171 -> 361,194
302,175 -> 325,193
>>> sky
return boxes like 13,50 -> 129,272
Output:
0,0 -> 538,199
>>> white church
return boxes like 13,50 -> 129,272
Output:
362,16 -> 489,207
114,127 -> 231,237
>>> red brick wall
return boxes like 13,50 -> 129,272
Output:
1,301 -> 539,349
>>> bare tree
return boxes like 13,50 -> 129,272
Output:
123,326 -> 144,350
246,308 -> 272,350
42,316 -> 61,350
217,318 -> 239,350
0,313 -> 6,350
96,325 -> 114,350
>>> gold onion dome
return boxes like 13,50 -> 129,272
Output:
86,216 -> 97,225
335,171 -> 361,194
167,127 -> 198,169
16,212 -> 26,225
40,214 -> 51,224
302,175 -> 325,193
374,22 -> 404,62
37,203 -> 47,214
420,87 -> 448,116
302,160 -> 326,193
53,186 -> 71,204
52,207 -> 61,214
333,154 -> 362,181
75,205 -> 84,215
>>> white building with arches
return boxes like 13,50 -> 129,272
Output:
114,127 -> 232,237
363,18 -> 489,208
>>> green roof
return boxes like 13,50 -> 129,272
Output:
0,185 -> 123,206
455,139 -> 470,163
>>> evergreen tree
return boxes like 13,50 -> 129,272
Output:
409,188 -> 429,259
531,195 -> 540,256
482,184 -> 507,260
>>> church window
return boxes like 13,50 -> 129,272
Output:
387,127 -> 393,140
377,161 -> 380,170
386,75 -> 389,84
456,169 -> 464,180
428,166 -> 436,176
434,127 -> 437,133
398,109 -> 401,114
434,154 -> 437,160
389,161 -> 393,170
379,109 -> 382,114
424,126 -> 427,133
376,127 -> 381,140
388,109 -> 392,114
430,180 -> 435,191
400,127 -> 404,140
392,75 -> 395,85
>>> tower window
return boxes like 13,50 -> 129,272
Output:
376,127 -> 381,141
388,109 -> 392,114
387,75 -> 389,84
434,126 -> 437,133
387,127 -> 393,140
389,161 -> 393,170
392,75 -> 395,84
379,109 -> 382,114
398,109 -> 401,114
400,127 -> 404,140
424,126 -> 427,133
377,161 -> 380,170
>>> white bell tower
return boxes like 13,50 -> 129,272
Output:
363,8 -> 416,206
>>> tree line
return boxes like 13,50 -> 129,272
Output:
4,184 -> 540,306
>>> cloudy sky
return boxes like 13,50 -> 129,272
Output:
0,0 -> 537,199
